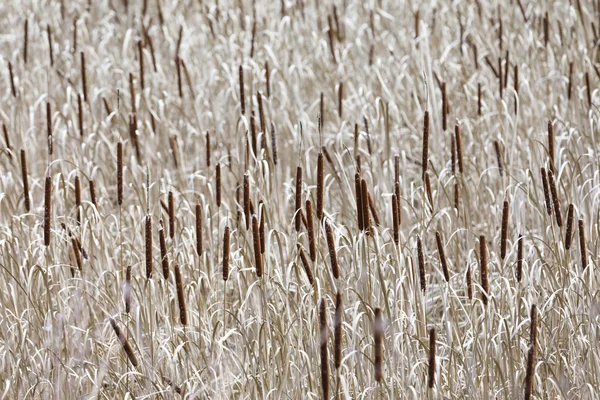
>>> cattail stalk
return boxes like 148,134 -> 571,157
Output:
222,226 -> 230,280
320,299 -> 330,399
109,318 -> 138,367
524,304 -> 537,400
174,264 -> 187,325
325,221 -> 339,278
168,191 -> 175,239
455,124 -> 464,173
20,150 -> 30,212
480,235 -> 489,306
567,62 -> 573,101
579,219 -> 587,269
117,142 -> 123,206
424,173 -> 433,210
44,176 -> 52,247
374,308 -> 383,382
47,102 -> 53,156
422,111 -> 429,179
417,236 -> 426,292
252,215 -> 263,277
159,226 -> 169,278
298,245 -> 314,286
317,152 -> 325,220
516,234 -> 523,282
500,200 -> 509,260
294,167 -> 302,231
565,204 -> 574,250
436,231 -> 450,282
547,170 -> 562,227
540,168 -> 552,216
196,204 -> 202,256
428,328 -> 436,388
306,200 -> 316,261
145,215 -> 152,278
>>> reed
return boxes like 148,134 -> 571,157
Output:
547,170 -> 562,227
295,167 -> 302,232
125,265 -> 131,313
361,178 -> 371,233
540,168 -> 552,216
392,194 -> 399,245
159,225 -> 169,278
81,52 -> 88,102
44,176 -> 52,247
355,173 -> 364,231
500,200 -> 509,260
75,176 -> 81,225
317,152 -> 324,221
168,191 -> 175,239
20,150 -> 30,212
524,304 -> 537,399
239,65 -> 245,115
47,25 -> 54,67
270,123 -> 278,166
325,220 -> 339,279
8,62 -> 16,97
466,264 -> 472,300
516,234 -> 523,282
565,204 -> 574,250
117,142 -> 123,206
422,111 -> 429,179
455,124 -> 464,173
145,215 -> 153,278
479,235 -> 488,306
494,141 -> 503,176
435,231 -> 450,282
196,204 -> 203,256
245,173 -> 251,230
89,179 -> 96,206
46,102 -> 52,156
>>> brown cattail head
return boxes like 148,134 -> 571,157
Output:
417,236 -> 426,292
270,123 -> 278,166
77,93 -> 84,137
8,62 -> 16,97
395,182 -> 402,225
145,215 -> 153,278
196,204 -> 203,256
20,150 -> 30,212
81,52 -> 88,102
565,204 -> 574,250
47,25 -> 54,66
125,265 -> 132,313
117,142 -> 123,206
547,120 -> 555,173
176,57 -> 183,97
540,168 -> 552,215
334,292 -> 343,370
436,231 -> 450,282
455,124 -> 464,173
394,155 -> 400,184
579,219 -> 587,269
89,179 -> 96,206
586,72 -> 592,108
479,235 -> 489,306
422,111 -> 430,179
244,173 -> 251,230
294,167 -> 302,232
477,82 -> 482,116
3,124 -> 11,157
338,82 -> 343,118
239,65 -> 245,115
361,178 -> 371,233
174,264 -> 187,325
72,237 -> 82,271
374,307 -> 383,382
392,194 -> 399,245
466,264 -> 473,300
259,201 -> 266,254
44,175 -> 52,247
265,61 -> 271,97
500,200 -> 509,260
355,173 -> 364,231
23,19 -> 28,64
222,225 -> 231,280
516,233 -> 523,282
567,62 -> 573,101
138,41 -> 145,91
252,215 -> 263,277
427,327 -> 436,388
306,200 -> 316,261
317,152 -> 325,220
109,318 -> 138,367
216,163 -> 222,207
547,170 -> 562,227
524,304 -> 537,400
46,102 -> 53,156
297,244 -> 314,286
319,299 -> 330,399
74,175 -> 82,225
325,220 -> 339,279
168,191 -> 175,238
494,140 -> 503,176
442,82 -> 448,131
159,226 -> 169,278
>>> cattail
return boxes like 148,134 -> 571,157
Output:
317,152 -> 325,220
547,120 -> 555,173
89,179 -> 96,206
480,235 -> 489,306
368,191 -> 380,226
498,57 -> 503,98
145,215 -> 153,278
252,215 -> 263,277
47,25 -> 54,67
500,200 -> 509,260
8,62 -> 16,97
327,15 -> 337,63
325,220 -> 339,278
427,327 -> 436,388
514,64 -> 519,113
355,173 -> 364,231
259,201 -> 266,254
250,20 -> 256,58
270,123 -> 278,165
81,52 -> 87,102
265,61 -> 271,97
516,233 -> 523,282
206,131 -> 211,167
524,304 -> 537,400
417,236 -> 426,292
77,93 -> 84,137
334,292 -> 343,370
257,92 -> 265,135
239,172 -> 249,230
125,265 -> 132,313
361,179 -> 371,233
215,164 -> 222,208
455,124 -> 464,173
565,204 -> 574,250
75,176 -> 81,225
543,11 -> 549,47
174,264 -> 187,325
567,62 -> 573,101
159,226 -> 169,278
222,226 -> 230,280
168,191 -> 175,239
176,57 -> 183,98
20,150 -> 30,212
117,142 -> 123,206
436,231 -> 450,282
320,93 -> 325,130
23,19 -> 28,64
294,167 -> 302,232
586,72 -> 592,108
395,182 -> 402,225
306,200 -> 316,261
422,111 -> 429,179
394,155 -> 400,183
466,264 -> 473,300
44,176 -> 52,247
477,82 -> 482,116
454,181 -> 460,212
364,117 -> 372,156
540,168 -> 552,215
239,65 -> 245,115
424,173 -> 433,210
547,170 -> 562,227
297,244 -> 314,286
494,140 -> 503,176
46,102 -> 53,156
138,41 -> 145,91
392,194 -> 399,245
109,318 -> 138,367
73,19 -> 78,53
319,299 -> 330,399
374,307 -> 383,382
72,237 -> 82,271
194,204 -> 203,256
441,82 -> 448,131
579,219 -> 587,269
338,82 -> 343,118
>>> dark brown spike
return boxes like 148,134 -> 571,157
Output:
480,235 -> 489,306
441,82 -> 447,131
548,120 -> 555,173
579,219 -> 587,269
176,57 -> 183,98
109,318 -> 138,367
89,179 -> 96,206
514,64 -> 519,114
159,226 -> 169,278
168,191 -> 175,239
47,25 -> 54,67
75,176 -> 81,225
325,220 -> 339,278
334,292 -> 343,370
565,204 -> 574,250
222,225 -> 230,281
395,182 -> 402,226
547,170 -> 562,227
206,131 -> 211,167
195,204 -> 202,256
138,41 -> 145,91
427,327 -> 436,388
117,142 -> 123,206
23,19 -> 28,64
316,152 -> 325,220
436,231 -> 450,282
477,82 -> 482,116
364,116 -> 372,156
417,236 -> 426,292
259,201 -> 265,254
327,15 -> 337,63
145,215 -> 153,279
516,233 -> 523,282
338,82 -> 343,118
270,123 -> 278,166
586,72 -> 592,108
455,124 -> 464,173
540,168 -> 552,216
20,150 -> 30,212
500,200 -> 509,260
265,61 -> 271,97
319,299 -> 330,398
125,265 -> 132,313
72,237 -> 82,271
239,65 -> 245,115
77,94 -> 84,137
81,52 -> 87,102
524,304 -> 537,400
361,178 -> 371,233
216,164 -> 222,207
374,307 -> 383,382
567,62 -> 573,101
494,140 -> 503,176
392,194 -> 399,245
44,176 -> 52,247
46,102 -> 53,156
298,244 -> 314,286
454,181 -> 460,212
174,264 -> 187,325
294,167 -> 302,232
355,173 -> 364,231
466,264 -> 472,300
306,200 -> 316,261
252,215 -> 263,277
8,62 -> 16,97
244,173 -> 251,230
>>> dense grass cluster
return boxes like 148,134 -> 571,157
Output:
0,0 -> 598,398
